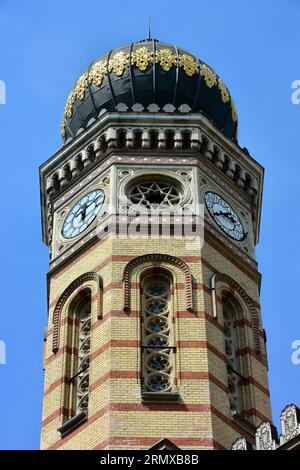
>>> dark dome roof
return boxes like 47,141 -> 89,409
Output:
61,40 -> 238,143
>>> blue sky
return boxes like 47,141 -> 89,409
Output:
0,0 -> 299,449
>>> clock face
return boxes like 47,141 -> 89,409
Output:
204,191 -> 246,241
62,189 -> 105,239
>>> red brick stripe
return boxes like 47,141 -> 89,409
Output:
44,376 -> 68,396
92,436 -> 219,450
44,336 -> 268,392
42,368 -> 268,432
46,308 -> 208,337
211,406 -> 255,444
103,282 -> 123,293
236,347 -> 266,366
46,337 -> 264,368
90,371 -> 139,392
46,309 -> 264,358
90,339 -> 139,361
45,345 -> 77,366
43,370 -> 216,399
45,402 -> 212,449
245,408 -> 270,422
50,249 -> 260,305
42,407 -> 68,428
208,373 -> 229,393
45,400 -> 255,450
244,378 -> 270,397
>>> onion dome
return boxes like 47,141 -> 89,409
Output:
61,39 -> 238,143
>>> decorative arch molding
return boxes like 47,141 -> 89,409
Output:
52,272 -> 103,353
123,253 -> 193,312
210,273 -> 261,353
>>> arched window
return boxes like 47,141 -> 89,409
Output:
141,272 -> 175,395
62,290 -> 92,429
54,273 -> 102,436
72,292 -> 92,416
222,295 -> 244,416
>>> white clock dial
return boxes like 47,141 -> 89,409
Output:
62,189 -> 105,239
204,191 -> 246,241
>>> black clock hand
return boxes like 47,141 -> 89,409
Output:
81,205 -> 87,220
226,214 -> 236,223
74,205 -> 86,219
213,211 -> 236,222
82,197 -> 103,217
213,210 -> 226,217
75,199 -> 97,220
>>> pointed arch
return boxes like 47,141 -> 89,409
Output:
122,253 -> 193,312
210,273 -> 261,353
150,438 -> 180,450
52,272 -> 103,353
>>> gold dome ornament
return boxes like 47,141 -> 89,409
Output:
218,79 -> 230,104
88,60 -> 107,87
60,41 -> 238,142
63,72 -> 88,121
178,54 -> 198,77
200,63 -> 217,88
64,91 -> 75,119
73,72 -> 88,101
155,49 -> 177,72
231,99 -> 237,122
108,51 -> 130,77
131,47 -> 154,71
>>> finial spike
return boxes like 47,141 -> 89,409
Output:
148,16 -> 151,40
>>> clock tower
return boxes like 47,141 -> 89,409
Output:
40,39 -> 271,450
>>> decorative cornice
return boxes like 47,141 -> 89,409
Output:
40,112 -> 264,248
42,157 -> 260,271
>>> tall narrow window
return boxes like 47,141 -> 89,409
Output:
222,296 -> 244,416
58,289 -> 92,436
75,297 -> 91,414
67,291 -> 92,418
141,273 -> 175,394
